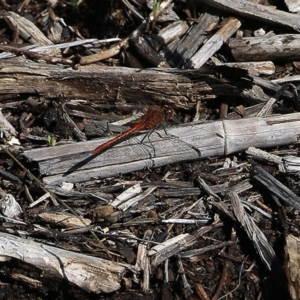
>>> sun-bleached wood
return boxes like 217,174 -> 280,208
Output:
0,60 -> 249,109
6,11 -> 53,45
211,58 -> 275,76
246,147 -> 300,173
0,109 -> 17,138
167,6 -> 219,68
0,232 -> 129,293
199,0 -> 300,32
184,17 -> 241,68
229,191 -> 275,270
22,112 -> 300,186
229,34 -> 300,62
153,20 -> 189,51
284,0 -> 300,13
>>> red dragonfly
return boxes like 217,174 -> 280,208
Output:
91,106 -> 175,155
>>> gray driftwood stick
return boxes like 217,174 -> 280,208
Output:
199,0 -> 300,32
0,232 -> 128,293
0,61 -> 249,109
229,34 -> 300,62
246,147 -> 300,173
23,112 -> 300,186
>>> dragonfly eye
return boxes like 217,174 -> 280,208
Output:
164,106 -> 175,120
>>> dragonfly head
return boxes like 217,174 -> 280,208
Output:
164,106 -> 175,121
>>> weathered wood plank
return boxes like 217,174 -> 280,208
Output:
229,34 -> 300,62
199,0 -> 300,32
0,232 -> 128,293
0,60 -> 250,109
167,5 -> 220,68
184,17 -> 241,68
23,113 -> 300,186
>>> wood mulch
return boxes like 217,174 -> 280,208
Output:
1,0 -> 300,299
